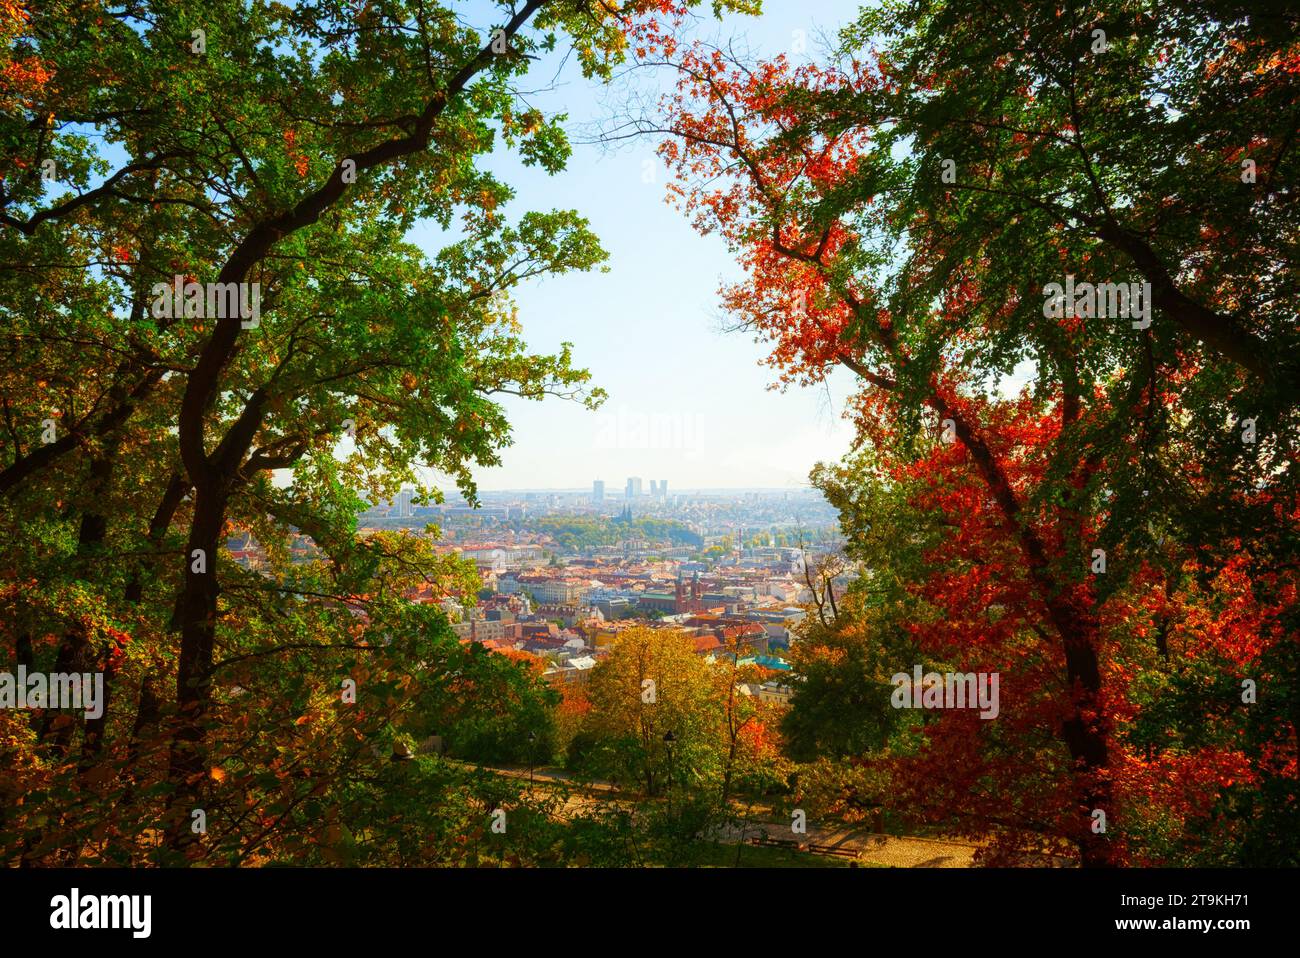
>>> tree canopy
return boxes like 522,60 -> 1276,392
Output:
639,0 -> 1298,865
0,0 -> 749,865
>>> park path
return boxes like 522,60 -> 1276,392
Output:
462,761 -> 986,867
734,816 -> 978,867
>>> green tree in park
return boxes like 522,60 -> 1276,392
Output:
0,0 -> 753,865
578,627 -> 722,797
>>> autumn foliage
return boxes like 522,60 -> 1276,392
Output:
639,0 -> 1299,865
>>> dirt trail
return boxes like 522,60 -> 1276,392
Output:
464,761 -> 988,867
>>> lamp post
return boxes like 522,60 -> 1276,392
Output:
662,730 -> 676,816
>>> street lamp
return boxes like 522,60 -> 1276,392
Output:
662,730 -> 676,815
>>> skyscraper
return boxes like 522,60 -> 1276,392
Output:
626,477 -> 642,499
592,480 -> 605,502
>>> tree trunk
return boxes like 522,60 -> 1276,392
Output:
1045,598 -> 1114,867
165,484 -> 228,850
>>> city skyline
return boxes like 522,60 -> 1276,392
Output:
398,479 -> 826,495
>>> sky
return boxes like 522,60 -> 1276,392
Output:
407,1 -> 867,492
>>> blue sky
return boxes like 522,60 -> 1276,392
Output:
408,1 -> 866,491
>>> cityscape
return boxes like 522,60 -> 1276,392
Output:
232,482 -> 841,703
1,0 -> 1293,940
369,484 -> 834,693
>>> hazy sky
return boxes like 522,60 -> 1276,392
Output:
408,1 -> 865,491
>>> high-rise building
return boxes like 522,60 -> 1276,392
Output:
592,480 -> 605,502
626,477 -> 642,499
395,488 -> 413,518
649,480 -> 659,497
659,479 -> 668,500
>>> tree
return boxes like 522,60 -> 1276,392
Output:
0,0 -> 752,865
711,645 -> 790,872
631,0 -> 1298,865
580,627 -> 720,797
783,590 -> 912,763
414,644 -> 558,766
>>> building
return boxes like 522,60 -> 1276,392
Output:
451,617 -> 520,644
458,544 -> 545,572
592,479 -> 605,502
534,580 -> 588,606
500,574 -> 589,607
593,596 -> 632,619
394,488 -> 414,517
542,655 -> 598,688
625,477 -> 643,499
693,634 -> 724,654
636,591 -> 679,613
674,573 -> 707,613
680,615 -> 770,655
742,681 -> 793,705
